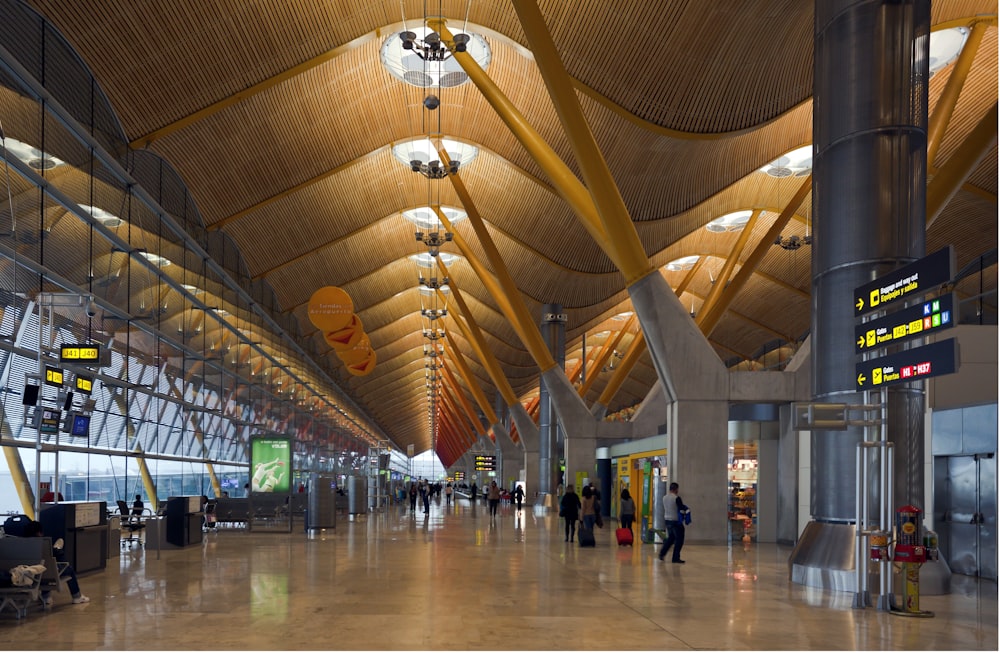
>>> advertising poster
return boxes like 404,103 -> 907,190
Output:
251,438 -> 291,493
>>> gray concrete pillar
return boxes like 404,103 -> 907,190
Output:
667,399 -> 729,543
543,368 -> 598,495
510,403 -> 541,499
777,403 -> 800,545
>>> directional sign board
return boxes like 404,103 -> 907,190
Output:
855,338 -> 959,390
60,344 -> 101,363
854,246 -> 954,317
855,293 -> 955,353
474,455 -> 496,471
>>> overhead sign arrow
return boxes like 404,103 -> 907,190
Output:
857,372 -> 866,386
854,246 -> 954,317
854,294 -> 956,353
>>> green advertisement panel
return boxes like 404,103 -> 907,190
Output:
251,438 -> 291,493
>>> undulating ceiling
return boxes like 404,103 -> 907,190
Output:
13,0 -> 998,463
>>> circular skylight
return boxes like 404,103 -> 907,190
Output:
419,285 -> 450,296
380,26 -> 491,88
402,205 -> 467,230
410,252 -> 461,268
665,255 -> 700,272
4,137 -> 65,171
706,210 -> 753,233
760,145 -> 812,178
392,137 -> 478,172
79,204 -> 122,228
137,251 -> 171,268
929,27 -> 969,75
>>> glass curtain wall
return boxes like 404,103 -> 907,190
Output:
0,1 -> 384,515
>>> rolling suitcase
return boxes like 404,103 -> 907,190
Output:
578,525 -> 596,547
616,527 -> 633,546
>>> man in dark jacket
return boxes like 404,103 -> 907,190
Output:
559,485 -> 582,542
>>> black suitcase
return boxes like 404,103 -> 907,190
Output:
578,525 -> 596,547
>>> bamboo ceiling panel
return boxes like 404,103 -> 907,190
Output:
542,0 -> 813,133
13,0 -> 997,457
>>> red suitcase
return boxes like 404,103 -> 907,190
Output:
616,527 -> 633,546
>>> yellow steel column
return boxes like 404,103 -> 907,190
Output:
697,175 -> 813,336
442,362 -> 486,438
428,19 -> 621,268
112,392 -> 160,512
437,275 -> 519,407
696,210 -> 762,324
442,330 -> 499,425
441,380 -> 478,439
927,21 -> 989,166
597,331 -> 647,408
927,103 -> 998,228
507,0 -> 655,286
585,262 -> 703,403
579,315 -> 636,397
167,384 -> 223,498
3,445 -> 35,518
434,203 -> 557,372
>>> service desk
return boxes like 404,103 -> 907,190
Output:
39,501 -> 108,574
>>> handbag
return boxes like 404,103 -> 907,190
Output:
559,507 -> 565,517
595,512 -> 603,528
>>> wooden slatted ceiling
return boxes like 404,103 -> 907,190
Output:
16,1 -> 997,457
546,0 -> 813,133
930,28 -> 998,168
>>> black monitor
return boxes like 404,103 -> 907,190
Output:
22,384 -> 39,405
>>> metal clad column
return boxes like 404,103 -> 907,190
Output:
812,0 -> 929,520
540,304 -> 566,494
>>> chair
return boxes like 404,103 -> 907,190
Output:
116,500 -> 145,548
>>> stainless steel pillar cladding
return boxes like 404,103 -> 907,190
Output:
811,0 -> 930,522
540,304 -> 566,494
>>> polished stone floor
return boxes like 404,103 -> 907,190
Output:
1,497 -> 996,650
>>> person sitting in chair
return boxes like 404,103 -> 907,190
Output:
24,520 -> 89,605
131,494 -> 144,517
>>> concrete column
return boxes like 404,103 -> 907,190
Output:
667,399 -> 729,543
510,403 -> 541,500
538,376 -> 553,493
543,368 -> 598,494
776,403 -> 801,545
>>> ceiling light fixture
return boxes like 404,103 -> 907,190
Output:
759,145 -> 812,178
706,210 -> 753,233
392,137 -> 478,179
380,25 -> 491,88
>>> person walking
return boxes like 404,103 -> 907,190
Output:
658,482 -> 689,563
619,488 -> 636,532
419,479 -> 430,514
445,482 -> 453,505
486,481 -> 501,518
408,482 -> 418,513
513,484 -> 525,511
580,485 -> 597,532
559,485 -> 582,542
